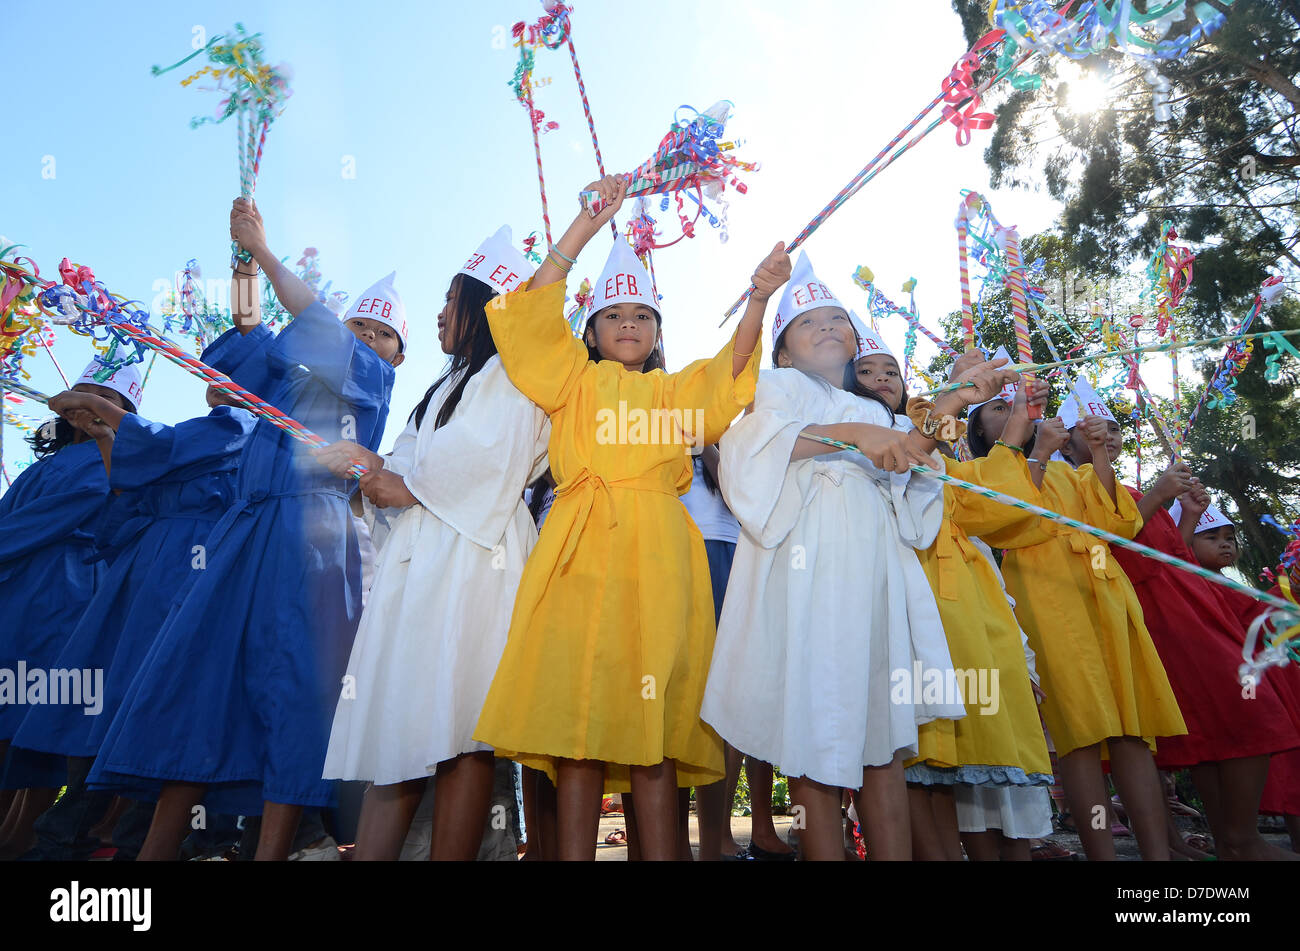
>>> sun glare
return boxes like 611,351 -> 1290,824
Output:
1067,74 -> 1110,114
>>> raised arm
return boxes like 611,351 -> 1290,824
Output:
230,198 -> 317,321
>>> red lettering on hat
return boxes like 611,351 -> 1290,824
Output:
464,253 -> 486,271
865,339 -> 881,351
1088,401 -> 1106,416
793,287 -> 808,307
627,275 -> 638,297
381,302 -> 391,319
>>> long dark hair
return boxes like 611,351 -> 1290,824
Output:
27,417 -> 77,458
411,273 -> 499,430
583,306 -> 665,373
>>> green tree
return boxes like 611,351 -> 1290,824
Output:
942,0 -> 1300,585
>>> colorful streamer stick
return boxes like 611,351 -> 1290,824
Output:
1000,227 -> 1041,419
921,328 -> 1300,398
719,32 -> 1031,325
153,24 -> 292,266
578,102 -> 758,237
9,254 -> 367,478
796,430 -> 1300,627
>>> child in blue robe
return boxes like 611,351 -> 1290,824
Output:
8,389 -> 256,859
90,198 -> 404,860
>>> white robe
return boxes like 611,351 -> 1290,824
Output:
700,368 -> 962,787
324,356 -> 550,784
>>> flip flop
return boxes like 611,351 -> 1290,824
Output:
604,829 -> 627,846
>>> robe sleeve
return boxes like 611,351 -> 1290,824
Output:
661,328 -> 761,445
886,415 -> 945,550
1112,485 -> 1167,585
108,407 -> 255,491
0,453 -> 108,565
484,279 -> 591,414
400,357 -> 551,549
202,323 -> 275,396
718,369 -> 817,548
946,446 -> 1053,549
268,302 -> 392,418
1070,462 -> 1144,539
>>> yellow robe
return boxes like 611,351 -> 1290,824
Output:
908,446 -> 1053,783
472,279 -> 760,789
1001,461 -> 1186,758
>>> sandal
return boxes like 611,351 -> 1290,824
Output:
1184,833 -> 1215,854
1110,821 -> 1132,838
1054,810 -> 1078,834
1031,840 -> 1080,861
600,796 -> 623,817
745,840 -> 796,861
604,829 -> 627,846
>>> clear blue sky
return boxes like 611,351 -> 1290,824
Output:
2,0 -> 1065,484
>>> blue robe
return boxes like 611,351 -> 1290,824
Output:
10,406 -> 256,760
89,303 -> 393,815
0,441 -> 110,743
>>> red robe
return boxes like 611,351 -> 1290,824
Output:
1220,582 -> 1300,816
1110,488 -> 1300,772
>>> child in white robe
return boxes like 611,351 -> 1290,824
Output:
700,251 -> 1014,860
317,227 -> 550,860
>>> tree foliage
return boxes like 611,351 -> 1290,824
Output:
940,1 -> 1300,584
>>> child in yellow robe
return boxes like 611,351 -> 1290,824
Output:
473,176 -> 788,860
898,358 -> 1054,861
998,377 -> 1186,861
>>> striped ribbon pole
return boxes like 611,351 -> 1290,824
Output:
956,195 -> 977,349
522,63 -> 552,247
6,262 -> 367,478
0,379 -> 51,404
561,13 -> 617,239
719,41 -> 1032,325
111,322 -> 367,479
1002,227 -> 1041,420
919,328 -> 1300,397
1179,292 -> 1265,445
795,430 -> 1300,621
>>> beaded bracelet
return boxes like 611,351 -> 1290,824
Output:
995,440 -> 1024,454
549,245 -> 577,265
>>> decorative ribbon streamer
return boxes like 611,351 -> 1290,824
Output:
921,328 -> 1300,398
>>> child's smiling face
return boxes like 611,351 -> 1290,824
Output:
1191,524 -> 1238,570
346,316 -> 404,366
776,306 -> 854,379
585,302 -> 660,370
853,353 -> 905,408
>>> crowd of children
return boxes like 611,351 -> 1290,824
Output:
1,176 -> 1296,862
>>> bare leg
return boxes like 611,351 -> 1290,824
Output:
1055,745 -> 1116,860
858,751 -> 911,860
789,775 -> 845,861
88,796 -> 129,845
623,790 -> 641,861
0,787 -> 59,859
353,778 -> 426,860
1285,815 -> 1300,853
961,829 -> 1002,861
555,758 -> 603,861
627,760 -> 680,861
694,778 -> 726,860
1000,835 -> 1031,861
747,758 -> 792,854
718,744 -> 744,854
1107,736 -> 1169,861
137,782 -> 205,861
1191,758 -> 1300,861
677,786 -> 693,861
254,802 -> 304,861
429,751 -> 495,860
